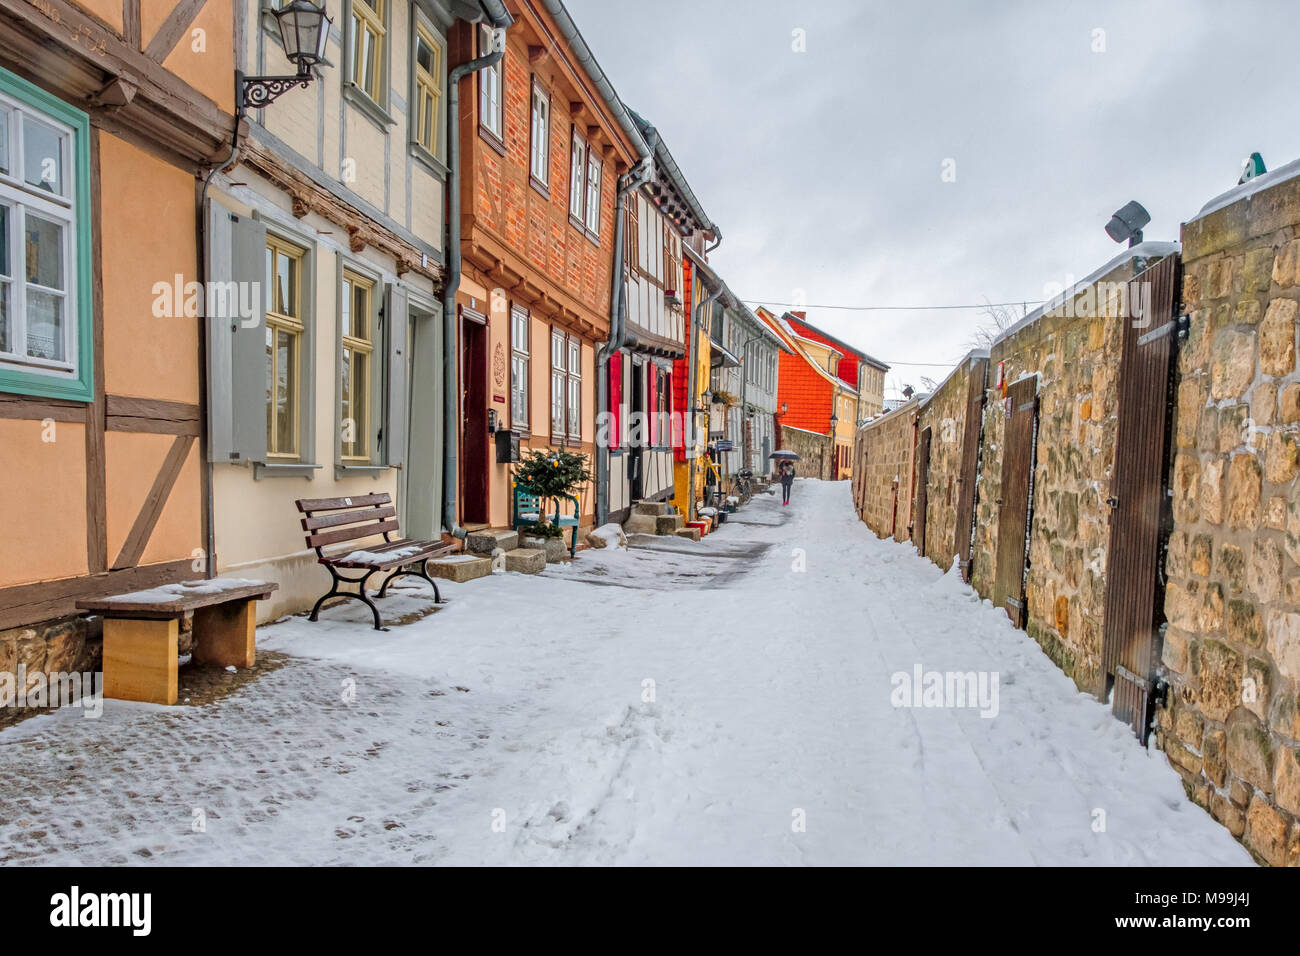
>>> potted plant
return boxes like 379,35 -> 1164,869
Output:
518,519 -> 569,563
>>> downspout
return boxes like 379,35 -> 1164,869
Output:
595,143 -> 656,525
441,32 -> 507,541
196,107 -> 245,578
685,284 -> 724,522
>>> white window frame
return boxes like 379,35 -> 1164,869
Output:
568,129 -> 586,222
584,152 -> 602,236
0,94 -> 77,382
511,304 -> 529,431
530,79 -> 550,188
478,24 -> 503,141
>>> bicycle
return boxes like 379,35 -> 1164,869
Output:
728,468 -> 755,505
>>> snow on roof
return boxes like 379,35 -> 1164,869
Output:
1190,156 -> 1300,223
992,240 -> 1180,346
918,349 -> 990,411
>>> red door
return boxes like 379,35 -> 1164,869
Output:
460,309 -> 489,525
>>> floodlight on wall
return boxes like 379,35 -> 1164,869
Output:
1104,200 -> 1151,247
237,1 -> 333,114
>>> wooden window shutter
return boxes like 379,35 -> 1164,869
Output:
206,202 -> 268,464
383,283 -> 408,468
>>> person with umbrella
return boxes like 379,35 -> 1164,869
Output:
770,450 -> 800,506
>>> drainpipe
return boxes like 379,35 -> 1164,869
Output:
595,145 -> 656,526
441,29 -> 507,541
685,284 -> 725,522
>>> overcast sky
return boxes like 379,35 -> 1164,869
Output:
564,0 -> 1300,398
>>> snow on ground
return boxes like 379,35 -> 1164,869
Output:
0,480 -> 1252,865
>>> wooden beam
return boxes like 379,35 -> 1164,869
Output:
0,396 -> 87,422
123,0 -> 140,49
0,558 -> 194,631
105,395 -> 201,421
144,0 -> 207,63
87,128 -> 108,574
112,434 -> 195,570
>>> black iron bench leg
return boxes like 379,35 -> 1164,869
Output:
309,567 -> 386,631
377,561 -> 444,604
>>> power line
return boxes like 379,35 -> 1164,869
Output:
742,299 -> 1043,312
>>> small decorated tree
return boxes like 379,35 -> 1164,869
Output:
513,448 -> 593,537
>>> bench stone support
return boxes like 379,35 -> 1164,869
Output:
193,599 -> 257,668
103,618 -> 179,706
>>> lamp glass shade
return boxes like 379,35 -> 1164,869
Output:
275,1 -> 332,69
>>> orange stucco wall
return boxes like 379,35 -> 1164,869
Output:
77,0 -> 123,31
105,431 -> 201,567
161,0 -> 236,113
99,132 -> 200,404
0,419 -> 88,587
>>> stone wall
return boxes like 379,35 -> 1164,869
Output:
777,424 -> 833,481
852,399 -> 920,542
0,615 -> 102,729
971,251 -> 1155,693
1155,168 -> 1300,866
914,352 -> 986,569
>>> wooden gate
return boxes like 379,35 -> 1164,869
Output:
1101,254 -> 1181,743
953,356 -> 988,580
914,426 -> 932,555
993,375 -> 1038,627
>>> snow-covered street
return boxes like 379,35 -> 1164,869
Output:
0,480 -> 1253,865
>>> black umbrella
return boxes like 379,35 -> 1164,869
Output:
769,450 -> 801,461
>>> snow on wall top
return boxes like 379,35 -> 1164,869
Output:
917,348 -> 989,412
991,240 -> 1181,347
1189,156 -> 1300,224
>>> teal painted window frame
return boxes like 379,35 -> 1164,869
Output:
0,66 -> 93,404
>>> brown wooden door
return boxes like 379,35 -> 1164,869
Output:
1101,254 -> 1180,743
993,375 -> 1038,627
954,357 -> 988,580
914,426 -> 931,555
460,311 -> 489,525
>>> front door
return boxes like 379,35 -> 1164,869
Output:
460,310 -> 489,525
954,357 -> 988,582
992,375 -> 1038,627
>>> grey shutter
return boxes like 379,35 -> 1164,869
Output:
229,213 -> 268,463
384,283 -> 409,468
204,200 -> 235,461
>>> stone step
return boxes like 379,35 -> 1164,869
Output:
633,500 -> 670,517
519,535 -> 569,563
674,527 -> 701,542
426,554 -> 493,583
466,528 -> 519,555
655,514 -> 684,534
504,548 -> 546,574
623,513 -> 659,535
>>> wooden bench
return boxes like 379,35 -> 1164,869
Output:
77,578 -> 278,706
513,484 -> 581,557
296,493 -> 454,631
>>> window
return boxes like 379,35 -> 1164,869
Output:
511,305 -> 529,430
529,80 -> 550,189
478,24 -> 503,141
551,329 -> 581,441
625,193 -> 639,269
566,336 -> 581,440
350,0 -> 386,103
568,130 -> 586,222
584,152 -> 602,235
0,72 -> 90,402
265,236 -> 305,458
413,26 -> 441,154
340,270 -> 375,461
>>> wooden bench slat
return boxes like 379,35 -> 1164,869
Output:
329,540 -> 454,569
76,580 -> 278,617
301,505 -> 397,531
296,493 -> 391,513
305,519 -> 401,549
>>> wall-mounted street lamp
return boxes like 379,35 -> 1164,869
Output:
237,1 -> 333,115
